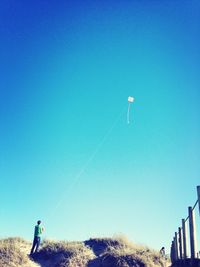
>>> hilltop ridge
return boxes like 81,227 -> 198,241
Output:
0,236 -> 169,267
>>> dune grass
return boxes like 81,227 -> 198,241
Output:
34,239 -> 95,267
34,236 -> 168,267
0,236 -> 169,267
85,236 -> 167,267
0,237 -> 30,267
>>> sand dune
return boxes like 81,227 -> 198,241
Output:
0,237 -> 169,267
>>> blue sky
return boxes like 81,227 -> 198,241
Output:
0,0 -> 200,251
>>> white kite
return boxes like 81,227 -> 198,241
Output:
127,96 -> 135,124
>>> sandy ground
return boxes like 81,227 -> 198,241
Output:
19,242 -> 41,267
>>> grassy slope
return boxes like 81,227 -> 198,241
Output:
0,237 -> 39,267
0,237 -> 170,267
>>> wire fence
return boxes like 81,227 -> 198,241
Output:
170,186 -> 200,264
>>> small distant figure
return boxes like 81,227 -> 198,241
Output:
30,220 -> 45,254
160,247 -> 165,257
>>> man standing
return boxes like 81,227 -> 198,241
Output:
30,220 -> 44,254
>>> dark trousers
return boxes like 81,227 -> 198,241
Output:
30,236 -> 41,254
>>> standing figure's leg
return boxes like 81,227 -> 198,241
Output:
30,237 -> 37,254
35,237 -> 41,253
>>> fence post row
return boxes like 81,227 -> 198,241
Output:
170,185 -> 200,262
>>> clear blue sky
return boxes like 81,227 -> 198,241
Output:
0,0 -> 200,251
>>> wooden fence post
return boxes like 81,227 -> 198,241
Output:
170,242 -> 173,263
178,227 -> 183,259
188,206 -> 197,259
174,232 -> 179,260
171,241 -> 176,263
182,218 -> 188,259
197,186 -> 200,215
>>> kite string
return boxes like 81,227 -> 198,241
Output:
127,102 -> 131,124
47,105 -> 127,219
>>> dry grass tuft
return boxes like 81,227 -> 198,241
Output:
85,236 -> 166,267
0,237 -> 34,267
34,239 -> 95,267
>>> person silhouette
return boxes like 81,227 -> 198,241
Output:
160,247 -> 165,257
30,220 -> 45,254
